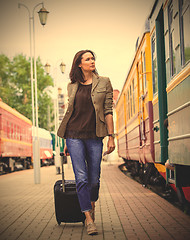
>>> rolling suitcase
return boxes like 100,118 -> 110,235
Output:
53,153 -> 85,225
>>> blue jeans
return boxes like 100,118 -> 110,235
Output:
66,138 -> 103,212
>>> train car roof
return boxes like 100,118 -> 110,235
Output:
32,126 -> 52,140
0,99 -> 32,125
148,0 -> 159,19
116,17 -> 150,106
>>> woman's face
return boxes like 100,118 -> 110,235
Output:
79,52 -> 95,72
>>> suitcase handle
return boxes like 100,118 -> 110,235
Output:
60,152 -> 67,192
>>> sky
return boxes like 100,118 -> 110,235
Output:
0,0 -> 154,94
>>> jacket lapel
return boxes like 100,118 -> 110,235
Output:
91,73 -> 100,93
71,82 -> 79,95
69,82 -> 79,104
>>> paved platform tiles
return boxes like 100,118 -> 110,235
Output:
0,160 -> 190,240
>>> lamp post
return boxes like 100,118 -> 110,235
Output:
18,2 -> 49,184
45,62 -> 66,174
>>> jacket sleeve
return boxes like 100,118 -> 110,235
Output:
104,78 -> 113,116
67,83 -> 71,97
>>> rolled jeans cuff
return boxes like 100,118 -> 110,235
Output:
82,208 -> 92,213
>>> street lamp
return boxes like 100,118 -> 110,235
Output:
44,62 -> 66,174
18,2 -> 49,184
45,62 -> 66,75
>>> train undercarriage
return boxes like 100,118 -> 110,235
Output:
120,159 -> 190,215
0,157 -> 54,175
0,157 -> 32,174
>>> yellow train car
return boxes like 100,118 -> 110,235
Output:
117,0 -> 190,207
116,19 -> 154,164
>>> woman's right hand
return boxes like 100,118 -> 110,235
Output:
64,145 -> 70,156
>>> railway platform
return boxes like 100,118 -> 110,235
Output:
0,158 -> 190,240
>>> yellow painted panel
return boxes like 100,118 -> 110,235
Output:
154,163 -> 166,173
1,137 -> 32,147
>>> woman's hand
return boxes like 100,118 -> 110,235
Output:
64,145 -> 70,156
107,136 -> 115,154
105,114 -> 115,154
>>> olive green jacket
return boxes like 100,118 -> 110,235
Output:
57,73 -> 113,138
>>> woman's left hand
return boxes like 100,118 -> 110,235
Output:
107,137 -> 115,154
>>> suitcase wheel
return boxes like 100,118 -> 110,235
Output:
57,221 -> 61,225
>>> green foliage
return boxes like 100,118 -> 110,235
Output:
0,54 -> 54,130
0,54 -> 13,104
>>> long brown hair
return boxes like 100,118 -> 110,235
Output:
69,50 -> 98,83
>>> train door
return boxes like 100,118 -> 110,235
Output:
155,7 -> 168,164
123,93 -> 129,159
137,62 -> 146,162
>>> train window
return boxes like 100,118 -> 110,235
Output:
130,85 -> 132,117
179,0 -> 190,65
143,52 -> 147,90
126,91 -> 128,120
151,33 -> 158,94
139,63 -> 143,94
19,127 -> 21,140
20,128 -> 23,141
10,123 -> 13,139
16,126 -> 18,140
17,126 -> 20,140
168,0 -> 176,77
10,123 -> 12,139
132,79 -> 135,115
7,121 -> 10,138
14,124 -> 16,139
23,129 -> 26,141
127,90 -> 130,120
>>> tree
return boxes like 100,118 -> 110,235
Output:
0,54 -> 54,130
0,54 -> 13,104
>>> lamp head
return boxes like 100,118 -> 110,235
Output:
38,7 -> 49,26
60,62 -> 66,74
44,63 -> 51,75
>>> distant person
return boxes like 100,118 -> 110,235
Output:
57,50 -> 115,235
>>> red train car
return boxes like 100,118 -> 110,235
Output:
0,99 -> 32,172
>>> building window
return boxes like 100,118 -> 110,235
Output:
168,0 -> 176,77
151,33 -> 158,94
179,0 -> 190,65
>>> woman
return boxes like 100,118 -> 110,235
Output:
57,50 -> 115,235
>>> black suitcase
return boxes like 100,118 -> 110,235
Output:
53,154 -> 85,225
